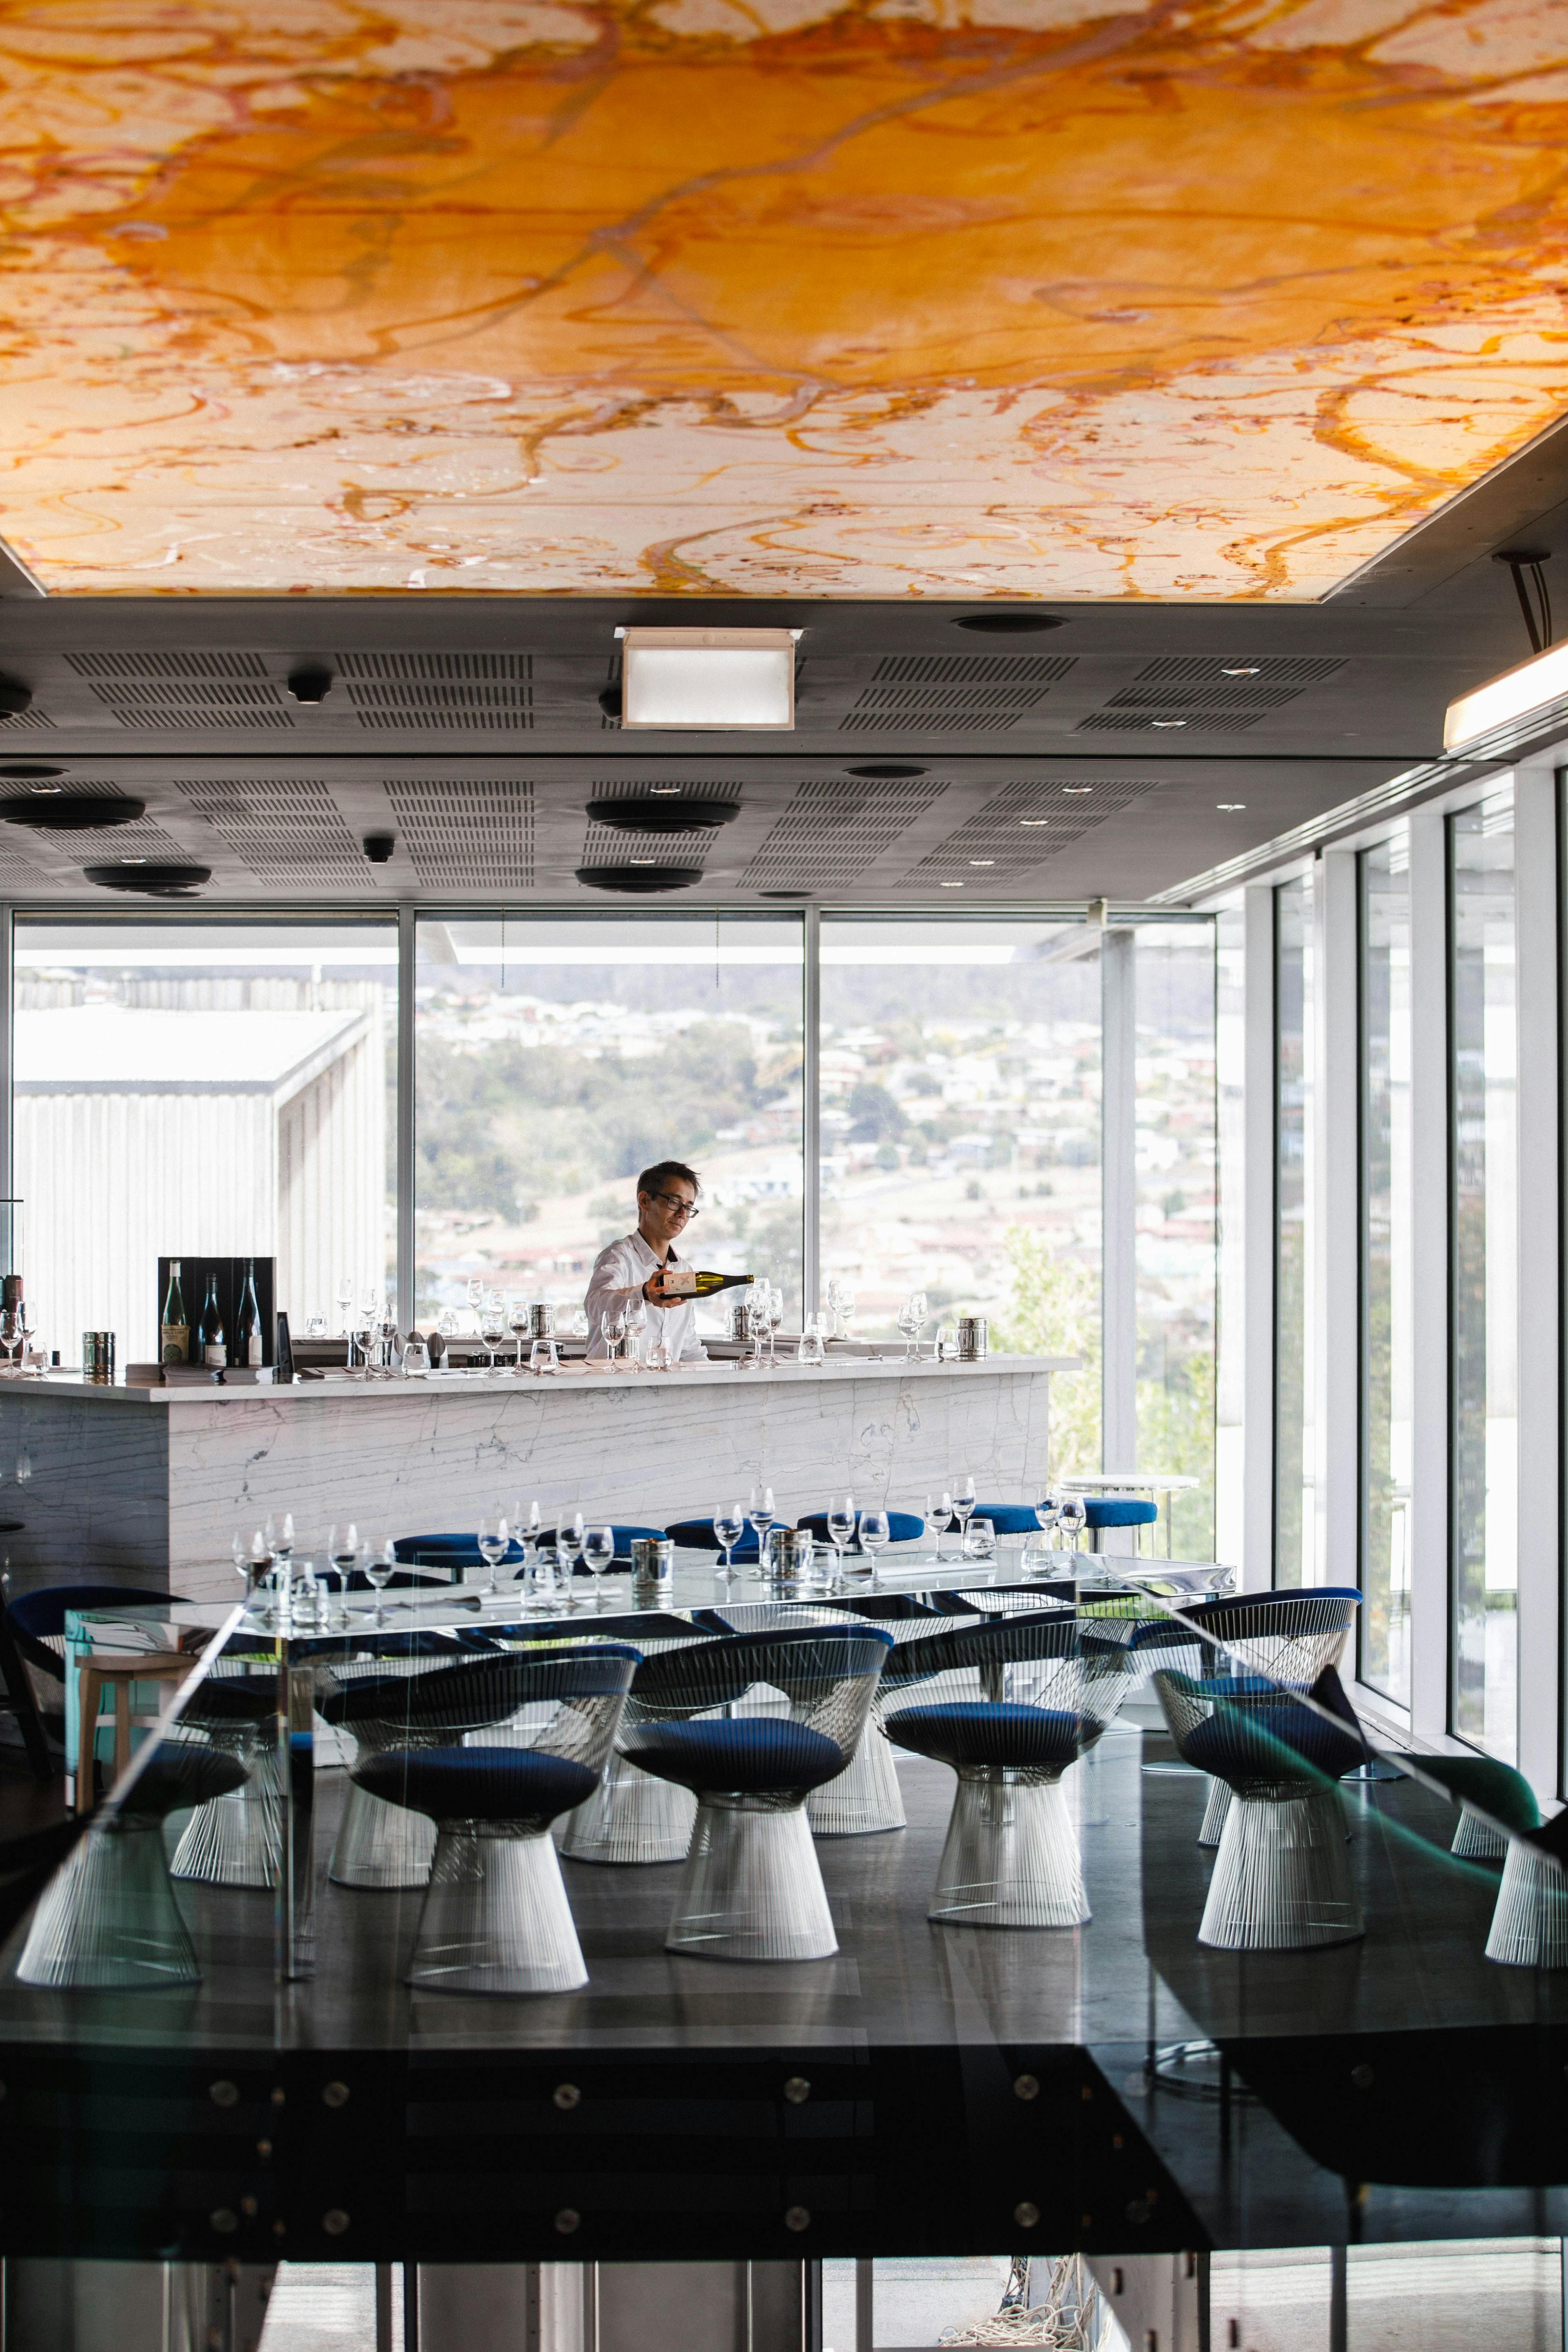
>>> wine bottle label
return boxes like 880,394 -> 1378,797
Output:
205,1341 -> 227,1368
161,1325 -> 189,1364
246,1335 -> 263,1367
660,1268 -> 700,1296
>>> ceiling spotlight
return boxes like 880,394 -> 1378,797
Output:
969,859 -> 995,867
585,792 -> 740,836
0,676 -> 31,718
617,628 -> 795,731
362,832 -> 395,863
1445,636 -> 1568,750
1220,665 -> 1261,677
1063,786 -> 1094,795
952,613 -> 1065,635
287,664 -> 333,704
848,762 -> 926,778
0,792 -> 145,830
576,862 -> 704,894
1152,718 -> 1187,728
1216,802 -> 1247,811
939,880 -> 965,889
85,860 -> 210,897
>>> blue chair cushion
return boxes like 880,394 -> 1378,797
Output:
1412,1755 -> 1541,1835
665,1518 -> 762,1561
393,1533 -> 526,1566
356,1745 -> 600,1826
512,1523 -> 667,1576
1183,1703 -> 1365,1787
969,1505 -> 1043,1535
181,1675 -> 276,1728
887,1702 -> 1084,1771
6,1584 -> 169,1681
123,1741 -> 249,1822
800,1510 -> 924,1551
1083,1498 -> 1158,1529
624,1717 -> 846,1796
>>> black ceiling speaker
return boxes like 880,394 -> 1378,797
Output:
598,684 -> 621,721
576,864 -> 703,894
363,832 -> 396,864
0,792 -> 145,830
85,861 -> 211,897
0,676 -> 31,716
952,613 -> 1065,634
287,664 -> 334,704
0,762 -> 63,780
847,763 -> 926,778
585,793 -> 739,835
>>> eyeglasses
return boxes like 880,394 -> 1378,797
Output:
648,1192 -> 699,1220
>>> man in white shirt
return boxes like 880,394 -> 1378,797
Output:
584,1160 -> 709,1366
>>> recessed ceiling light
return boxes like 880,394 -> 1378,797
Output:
619,627 -> 795,731
953,613 -> 1065,635
969,859 -> 995,867
648,784 -> 682,794
1216,802 -> 1247,811
1152,718 -> 1187,728
939,880 -> 964,888
1221,665 -> 1261,677
1063,785 -> 1093,794
1020,818 -> 1051,826
0,791 -> 144,830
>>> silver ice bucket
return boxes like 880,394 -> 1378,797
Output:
528,1303 -> 555,1339
631,1537 -> 674,1606
956,1316 -> 988,1361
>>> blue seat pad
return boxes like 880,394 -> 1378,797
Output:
393,1533 -> 526,1564
1412,1754 -> 1542,1834
1183,1704 -> 1364,1786
356,1744 -> 600,1825
7,1584 -> 170,1680
800,1510 -> 924,1550
1082,1497 -> 1158,1528
623,1716 -> 845,1795
887,1701 -> 1084,1771
969,1505 -> 1043,1535
664,1519 -> 763,1559
123,1741 -> 250,1821
182,1675 -> 277,1728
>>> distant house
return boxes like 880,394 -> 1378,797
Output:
16,1006 -> 385,1363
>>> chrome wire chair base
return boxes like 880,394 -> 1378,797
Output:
330,1780 -> 437,1889
1452,1804 -> 1509,1862
406,1823 -> 588,1994
807,1709 -> 906,1838
1196,1775 -> 1231,1849
1484,1838 -> 1568,1968
170,1764 -> 282,1889
559,1750 -> 697,1864
929,1766 -> 1088,1929
1199,1785 -> 1362,1951
18,1819 -> 200,1990
666,1798 -> 837,1961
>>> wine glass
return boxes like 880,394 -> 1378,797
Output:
826,1497 -> 856,1588
839,1286 -> 858,1343
466,1276 -> 484,1332
336,1273 -> 353,1335
624,1296 -> 648,1372
557,1509 -> 586,1592
477,1513 -> 510,1601
582,1526 -> 615,1609
327,1521 -> 360,1590
480,1291 -> 508,1376
1058,1495 -> 1088,1553
1034,1493 -> 1062,1549
508,1295 -> 529,1372
379,1298 -> 401,1376
231,1532 -> 253,1601
896,1295 -> 921,1362
926,1489 -> 952,1559
713,1503 -> 746,1583
765,1283 -> 784,1366
951,1474 -> 976,1547
858,1508 -> 890,1588
910,1290 -> 929,1357
364,1540 -> 395,1625
746,1483 -> 776,1580
599,1307 -> 624,1369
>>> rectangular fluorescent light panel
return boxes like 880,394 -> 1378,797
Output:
620,628 -> 795,730
1444,639 -> 1568,751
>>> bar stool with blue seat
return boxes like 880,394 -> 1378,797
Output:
557,1615 -> 715,1864
1152,1668 -> 1366,1950
168,1665 -> 281,1888
1407,1754 -> 1568,1968
619,1626 -> 894,1959
353,1644 -> 640,1993
881,1613 -> 1138,1926
316,1632 -> 503,1888
17,1739 -> 248,1989
805,1592 -> 953,1836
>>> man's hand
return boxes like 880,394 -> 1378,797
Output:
643,1273 -> 672,1305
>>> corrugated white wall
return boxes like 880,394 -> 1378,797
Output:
277,1016 -> 387,1327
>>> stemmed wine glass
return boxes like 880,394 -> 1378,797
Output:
826,1497 -> 856,1590
858,1508 -> 890,1588
926,1489 -> 952,1559
765,1284 -> 784,1367
480,1292 -> 508,1376
624,1296 -> 648,1373
910,1290 -> 929,1358
1034,1493 -> 1062,1548
378,1298 -> 401,1376
557,1509 -> 585,1598
714,1503 -> 745,1583
897,1295 -> 921,1362
336,1273 -> 353,1336
582,1526 -> 615,1609
466,1276 -> 484,1332
508,1295 -> 529,1373
746,1483 -> 776,1580
327,1521 -> 360,1593
599,1307 -> 624,1370
951,1473 -> 976,1549
477,1513 -> 510,1601
364,1540 -> 395,1624
1058,1496 -> 1087,1554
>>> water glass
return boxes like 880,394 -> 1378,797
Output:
962,1516 -> 996,1569
951,1474 -> 976,1544
403,1336 -> 430,1378
858,1508 -> 890,1587
557,1511 -> 586,1588
529,1335 -> 560,1376
508,1295 -> 529,1371
714,1503 -> 746,1582
582,1526 -> 615,1608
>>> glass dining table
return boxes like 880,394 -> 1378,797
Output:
65,1541 -> 1235,1980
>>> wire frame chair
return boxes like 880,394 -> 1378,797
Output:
619,1627 -> 894,1960
882,1614 -> 1138,1927
316,1632 -> 503,1889
1403,1754 -> 1568,1967
18,1740 -> 247,1990
1152,1668 -> 1366,1951
556,1618 -> 719,1865
806,1594 -> 960,1836
354,1645 -> 641,1994
168,1662 -> 281,1889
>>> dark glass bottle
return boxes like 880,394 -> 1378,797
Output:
198,1273 -> 226,1370
236,1258 -> 262,1368
160,1261 -> 188,1365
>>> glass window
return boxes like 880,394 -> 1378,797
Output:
1134,922 -> 1217,1556
1275,874 -> 1314,1589
1359,834 -> 1412,1706
1450,793 -> 1517,1761
818,917 -> 1103,1474
1214,901 -> 1245,1568
413,914 -> 804,1328
13,920 -> 397,1367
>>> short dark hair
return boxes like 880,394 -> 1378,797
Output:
637,1160 -> 701,1200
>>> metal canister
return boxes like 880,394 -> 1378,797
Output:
630,1536 -> 674,1606
528,1303 -> 555,1339
726,1302 -> 748,1341
956,1315 -> 988,1361
771,1526 -> 817,1595
81,1331 -> 115,1385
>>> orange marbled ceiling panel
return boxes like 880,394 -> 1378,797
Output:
0,0 -> 1565,594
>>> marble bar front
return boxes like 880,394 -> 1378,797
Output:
0,1357 -> 1077,1601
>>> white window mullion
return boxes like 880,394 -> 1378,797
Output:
1407,807 -> 1450,1744
1316,852 -> 1359,1593
1514,762 -> 1560,1795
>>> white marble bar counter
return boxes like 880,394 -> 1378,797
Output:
0,1357 -> 1079,1602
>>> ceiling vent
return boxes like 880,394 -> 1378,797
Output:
1076,709 -> 1273,733
382,777 -> 534,889
345,681 -> 533,729
871,655 -> 1075,685
1133,657 -> 1344,684
579,821 -> 722,867
740,776 -> 946,891
336,652 -> 532,681
903,779 -> 1160,879
177,777 -> 375,888
66,651 -> 267,680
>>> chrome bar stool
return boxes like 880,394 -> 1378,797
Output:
882,1612 -> 1138,1927
558,1616 -> 715,1864
620,1626 -> 893,1960
169,1668 -> 281,1888
355,1645 -> 640,1994
1411,1755 -> 1568,1969
318,1632 -> 501,1888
